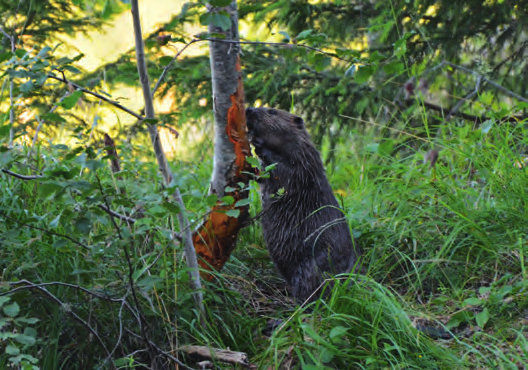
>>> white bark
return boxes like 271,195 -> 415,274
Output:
208,1 -> 242,196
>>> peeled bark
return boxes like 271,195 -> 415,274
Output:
192,1 -> 253,277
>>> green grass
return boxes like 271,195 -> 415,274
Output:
0,115 -> 527,369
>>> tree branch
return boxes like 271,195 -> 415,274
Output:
47,74 -> 144,120
0,210 -> 91,251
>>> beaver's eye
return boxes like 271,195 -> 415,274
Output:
269,109 -> 277,115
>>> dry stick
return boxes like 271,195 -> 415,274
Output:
125,329 -> 196,370
130,0 -> 204,329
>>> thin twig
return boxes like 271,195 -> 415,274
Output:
95,174 -> 154,365
446,76 -> 482,120
151,39 -> 201,96
442,61 -> 528,103
1,168 -> 42,180
174,188 -> 205,328
0,210 -> 91,251
1,168 -> 183,239
47,74 -> 144,120
4,280 -> 114,367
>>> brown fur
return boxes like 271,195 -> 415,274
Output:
246,107 -> 361,302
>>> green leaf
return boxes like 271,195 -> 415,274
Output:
206,194 -> 218,206
161,200 -> 180,214
235,198 -> 251,207
159,56 -> 174,67
378,139 -> 393,156
15,49 -> 27,58
49,213 -> 61,228
278,31 -> 291,42
74,217 -> 92,234
0,124 -> 11,138
344,64 -> 356,77
60,90 -> 83,109
383,61 -> 404,74
0,296 -> 10,306
41,112 -> 66,123
14,333 -> 36,346
211,12 -> 231,31
480,120 -> 493,134
14,318 -> 39,325
296,29 -> 313,41
225,209 -> 240,218
475,308 -> 490,328
4,302 -> 20,317
85,159 -> 105,172
136,275 -> 164,292
0,52 -> 12,63
463,297 -> 483,306
355,66 -> 374,84
329,325 -> 348,339
37,46 -> 52,58
246,156 -> 261,168
19,80 -> 34,93
148,205 -> 166,217
319,347 -> 335,363
221,195 -> 234,205
5,344 -> 19,356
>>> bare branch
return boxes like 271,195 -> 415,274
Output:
442,61 -> 528,103
1,168 -> 42,180
152,39 -> 201,97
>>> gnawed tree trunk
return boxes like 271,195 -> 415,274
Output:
192,0 -> 252,277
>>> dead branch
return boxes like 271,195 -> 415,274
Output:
182,345 -> 249,368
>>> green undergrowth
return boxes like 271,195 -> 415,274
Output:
1,115 -> 527,369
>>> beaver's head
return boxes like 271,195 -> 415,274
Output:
246,107 -> 315,166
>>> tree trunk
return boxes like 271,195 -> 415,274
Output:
209,1 -> 243,196
192,0 -> 253,276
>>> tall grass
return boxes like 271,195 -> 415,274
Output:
1,115 -> 526,368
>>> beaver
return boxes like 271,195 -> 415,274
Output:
245,107 -> 361,302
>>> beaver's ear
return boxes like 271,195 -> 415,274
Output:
293,116 -> 304,129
